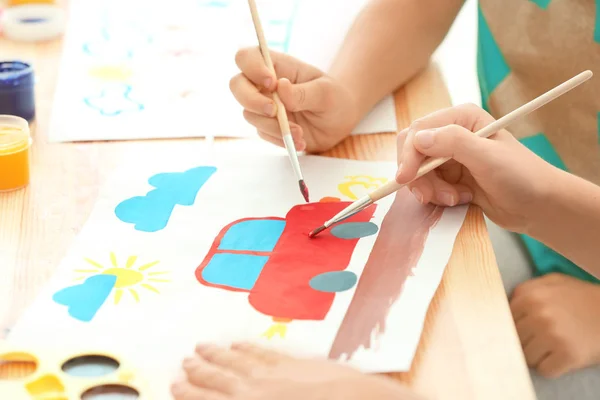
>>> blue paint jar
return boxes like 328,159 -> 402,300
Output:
0,61 -> 35,122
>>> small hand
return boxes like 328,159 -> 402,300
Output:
230,47 -> 358,153
510,273 -> 600,378
171,343 -> 426,400
395,103 -> 558,234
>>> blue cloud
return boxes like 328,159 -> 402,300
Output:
115,166 -> 217,232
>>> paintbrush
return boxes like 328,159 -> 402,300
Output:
246,0 -> 310,202
309,70 -> 593,238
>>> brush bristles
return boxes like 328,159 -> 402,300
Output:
308,225 -> 326,238
299,180 -> 310,203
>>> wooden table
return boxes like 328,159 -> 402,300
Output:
0,9 -> 536,400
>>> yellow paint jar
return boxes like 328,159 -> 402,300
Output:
0,115 -> 32,192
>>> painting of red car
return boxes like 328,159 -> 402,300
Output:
195,197 -> 379,337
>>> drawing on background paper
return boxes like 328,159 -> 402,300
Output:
196,197 -> 379,339
338,176 -> 388,200
260,0 -> 300,53
50,0 -> 398,142
82,22 -> 153,59
52,252 -> 168,322
197,0 -> 233,7
329,189 -> 443,360
83,84 -> 144,116
115,166 -> 217,232
88,64 -> 134,83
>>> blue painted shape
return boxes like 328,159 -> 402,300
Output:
309,271 -> 357,293
201,253 -> 267,290
596,2 -> 600,45
84,85 -> 144,117
331,222 -> 379,239
219,220 -> 285,252
528,0 -> 552,9
520,133 -> 567,170
52,275 -> 116,322
477,6 -> 511,110
115,166 -> 217,232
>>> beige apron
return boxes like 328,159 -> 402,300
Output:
479,0 -> 600,185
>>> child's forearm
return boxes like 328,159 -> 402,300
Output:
327,0 -> 463,127
526,169 -> 600,279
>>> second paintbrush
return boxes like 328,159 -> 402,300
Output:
309,69 -> 593,238
246,0 -> 309,202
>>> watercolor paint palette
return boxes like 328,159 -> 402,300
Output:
0,342 -> 149,399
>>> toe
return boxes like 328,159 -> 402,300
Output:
183,355 -> 242,394
230,342 -> 290,365
171,380 -> 227,400
195,344 -> 259,376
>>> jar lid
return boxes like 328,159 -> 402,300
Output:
0,115 -> 31,155
0,61 -> 34,88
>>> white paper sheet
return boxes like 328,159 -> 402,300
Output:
48,0 -> 397,142
8,145 -> 466,398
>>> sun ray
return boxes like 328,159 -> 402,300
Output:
129,288 -> 140,302
147,278 -> 170,282
110,252 -> 118,267
125,255 -> 137,268
138,260 -> 160,271
75,269 -> 103,273
148,271 -> 169,276
84,258 -> 105,269
114,289 -> 123,305
141,284 -> 160,294
73,276 -> 86,282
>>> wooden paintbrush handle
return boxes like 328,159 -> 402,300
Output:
368,70 -> 593,203
369,156 -> 451,201
247,0 -> 291,137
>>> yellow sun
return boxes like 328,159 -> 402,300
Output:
74,252 -> 169,305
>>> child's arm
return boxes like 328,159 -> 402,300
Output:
526,170 -> 600,279
328,0 -> 465,124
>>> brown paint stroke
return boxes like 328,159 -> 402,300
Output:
328,188 -> 443,360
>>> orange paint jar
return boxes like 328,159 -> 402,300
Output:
8,0 -> 56,5
0,115 -> 32,192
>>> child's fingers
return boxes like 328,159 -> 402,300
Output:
407,173 -> 473,207
396,130 -> 426,184
243,110 -> 280,135
243,111 -> 304,147
407,174 -> 435,204
276,77 -> 333,113
235,47 -> 276,90
429,174 -> 473,207
396,128 -> 409,166
430,172 -> 459,206
256,130 -> 285,148
231,74 -> 276,117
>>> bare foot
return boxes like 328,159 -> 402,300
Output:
170,343 -> 426,400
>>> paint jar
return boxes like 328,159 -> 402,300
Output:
8,0 -> 56,5
0,115 -> 32,192
0,61 -> 36,122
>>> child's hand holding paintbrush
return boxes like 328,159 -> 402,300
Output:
393,103 -> 557,234
310,74 -> 600,282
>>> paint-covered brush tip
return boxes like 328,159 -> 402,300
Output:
308,225 -> 326,239
299,180 -> 310,203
